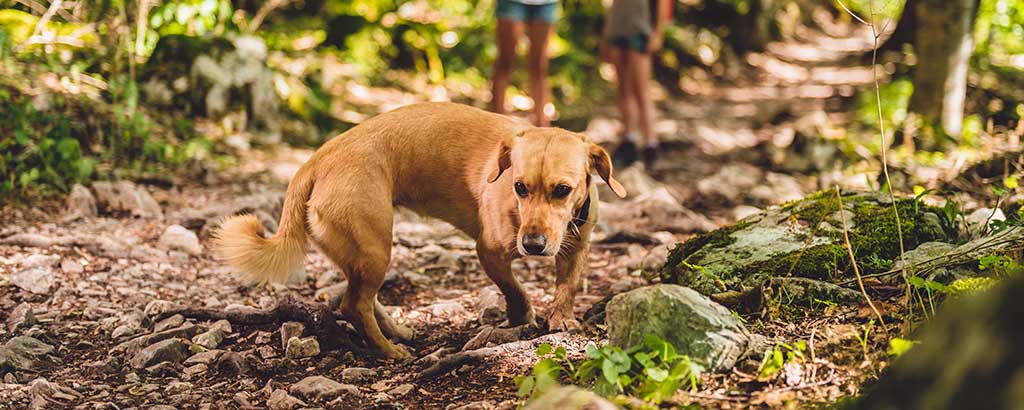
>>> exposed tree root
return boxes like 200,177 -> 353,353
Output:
418,332 -> 569,379
156,296 -> 368,352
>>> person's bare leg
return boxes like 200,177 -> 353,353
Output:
609,46 -> 637,138
627,49 -> 656,147
526,20 -> 553,126
491,19 -> 523,114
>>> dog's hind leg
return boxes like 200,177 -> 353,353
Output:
308,201 -> 412,359
477,245 -> 535,327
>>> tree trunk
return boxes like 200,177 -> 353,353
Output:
906,0 -> 980,148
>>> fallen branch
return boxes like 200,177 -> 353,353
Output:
418,332 -> 569,379
156,296 -> 367,352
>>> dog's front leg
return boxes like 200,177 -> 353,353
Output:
477,245 -> 536,326
550,240 -> 587,331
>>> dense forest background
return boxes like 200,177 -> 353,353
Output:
3,0 -> 1024,198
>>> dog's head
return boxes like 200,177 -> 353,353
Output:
487,128 -> 627,256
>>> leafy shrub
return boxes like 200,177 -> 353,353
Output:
515,335 -> 703,407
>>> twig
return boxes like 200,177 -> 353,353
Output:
247,0 -> 293,34
835,186 -> 886,326
30,0 -> 63,39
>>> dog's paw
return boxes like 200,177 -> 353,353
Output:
547,312 -> 582,332
383,343 -> 415,360
392,324 -> 415,343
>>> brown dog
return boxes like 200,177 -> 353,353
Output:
214,102 -> 626,358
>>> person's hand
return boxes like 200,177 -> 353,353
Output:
646,34 -> 663,53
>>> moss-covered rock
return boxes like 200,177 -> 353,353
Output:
660,190 -> 957,295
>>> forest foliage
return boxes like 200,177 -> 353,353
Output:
1,0 -> 1024,199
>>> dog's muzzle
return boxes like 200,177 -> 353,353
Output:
521,233 -> 548,255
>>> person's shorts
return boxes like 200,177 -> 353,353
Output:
608,33 -> 650,52
496,0 -> 559,24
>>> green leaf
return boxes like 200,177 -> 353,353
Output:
887,337 -> 919,358
646,367 -> 669,382
554,346 -> 567,360
535,343 -> 553,356
514,375 -> 534,398
585,342 -> 601,359
634,351 -> 655,369
601,356 -> 620,384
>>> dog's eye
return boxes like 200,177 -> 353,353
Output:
552,184 -> 572,199
514,181 -> 528,197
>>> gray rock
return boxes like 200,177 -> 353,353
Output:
154,314 -> 185,332
192,328 -> 225,349
431,300 -> 467,317
606,284 -> 758,371
280,322 -> 305,350
65,183 -> 98,220
290,375 -> 359,401
340,367 -> 377,383
184,350 -> 222,366
21,254 -> 60,269
92,181 -> 163,219
660,190 -> 955,295
111,324 -> 138,340
145,300 -> 180,317
11,267 -> 55,294
895,241 -> 958,271
476,286 -> 505,325
267,389 -> 307,410
164,381 -> 192,394
28,378 -> 80,409
130,339 -> 189,369
158,225 -> 202,256
0,336 -> 55,372
6,303 -> 37,332
388,383 -> 414,398
214,351 -> 251,376
285,336 -> 320,359
59,260 -> 84,274
523,386 -> 618,410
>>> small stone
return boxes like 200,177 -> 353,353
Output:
210,320 -> 232,334
165,381 -> 192,394
65,183 -> 98,220
184,350 -> 222,366
158,225 -> 202,256
257,345 -> 277,359
215,351 -> 251,376
130,339 -> 189,369
11,267 -> 55,294
111,325 -> 138,340
145,300 -> 180,317
431,300 -> 466,317
449,401 -> 495,410
340,367 -> 377,383
0,336 -> 55,371
476,286 -> 505,325
192,328 -> 225,349
154,314 -> 185,332
60,260 -> 84,274
21,254 -> 61,269
6,303 -> 37,332
285,337 -> 320,359
388,383 -> 414,398
290,375 -> 360,401
267,389 -> 307,410
280,322 -> 305,350
182,363 -> 208,379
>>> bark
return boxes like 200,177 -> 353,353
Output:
907,0 -> 980,147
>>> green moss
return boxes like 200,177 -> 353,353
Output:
660,190 -> 957,298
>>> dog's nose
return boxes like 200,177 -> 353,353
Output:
522,234 -> 547,255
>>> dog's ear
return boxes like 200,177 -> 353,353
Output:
589,144 -> 627,198
487,138 -> 513,183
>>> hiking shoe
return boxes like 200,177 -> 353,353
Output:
642,146 -> 659,170
612,140 -> 638,167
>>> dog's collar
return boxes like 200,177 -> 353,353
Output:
570,195 -> 592,228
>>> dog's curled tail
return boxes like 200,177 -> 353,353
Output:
213,165 -> 315,286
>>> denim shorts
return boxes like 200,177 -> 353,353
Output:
496,0 -> 559,23
609,33 -> 649,52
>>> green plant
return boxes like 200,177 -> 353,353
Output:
855,320 -> 875,362
515,335 -> 703,406
757,340 -> 806,379
886,337 -> 918,358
